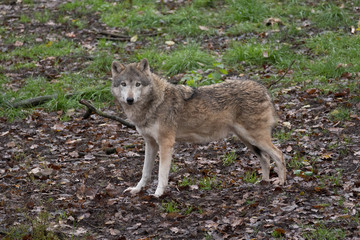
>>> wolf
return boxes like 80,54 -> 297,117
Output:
111,58 -> 286,197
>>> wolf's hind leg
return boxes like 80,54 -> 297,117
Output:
124,137 -> 158,194
233,124 -> 286,184
235,135 -> 270,182
251,136 -> 286,185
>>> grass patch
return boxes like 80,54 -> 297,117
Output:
132,48 -> 166,71
199,176 -> 219,190
178,176 -> 196,187
34,9 -> 51,23
329,107 -> 351,121
223,40 -> 293,68
4,211 -> 62,240
162,43 -> 214,75
161,200 -> 180,213
160,200 -> 200,215
306,32 -> 360,78
273,129 -> 293,143
0,73 -> 112,121
100,1 -> 218,37
303,223 -> 346,240
19,14 -> 31,23
86,53 -> 114,75
223,0 -> 270,23
311,4 -> 351,30
288,152 -> 306,170
222,151 -> 237,166
11,39 -> 84,60
243,171 -> 260,184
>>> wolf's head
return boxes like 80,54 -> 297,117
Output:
111,59 -> 153,106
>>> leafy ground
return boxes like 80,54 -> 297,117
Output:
1,0 -> 360,239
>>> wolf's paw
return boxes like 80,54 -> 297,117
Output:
272,178 -> 285,185
152,187 -> 165,198
124,187 -> 141,195
261,176 -> 271,182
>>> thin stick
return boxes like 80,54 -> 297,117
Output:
79,99 -> 135,129
267,60 -> 296,88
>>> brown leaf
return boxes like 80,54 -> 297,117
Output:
274,227 -> 286,236
199,25 -> 209,31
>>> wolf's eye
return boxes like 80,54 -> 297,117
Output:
120,82 -> 126,87
135,82 -> 141,87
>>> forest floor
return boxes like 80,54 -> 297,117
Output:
1,0 -> 360,239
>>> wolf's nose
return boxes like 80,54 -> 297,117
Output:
126,98 -> 134,105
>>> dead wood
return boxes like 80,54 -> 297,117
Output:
79,99 -> 135,129
93,28 -> 160,41
10,94 -> 75,108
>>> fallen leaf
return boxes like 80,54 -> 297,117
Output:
6,141 -> 16,148
130,35 -> 138,42
165,40 -> 175,46
263,51 -> 269,58
14,41 -> 23,47
199,25 -> 209,31
264,17 -> 283,26
69,151 -> 79,158
66,32 -> 76,38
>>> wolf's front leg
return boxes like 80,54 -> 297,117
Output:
153,139 -> 175,197
124,137 -> 158,195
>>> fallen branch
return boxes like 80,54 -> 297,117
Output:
93,28 -> 160,41
10,93 -> 75,108
79,99 -> 135,129
267,60 -> 296,88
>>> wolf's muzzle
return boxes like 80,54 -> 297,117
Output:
126,97 -> 134,105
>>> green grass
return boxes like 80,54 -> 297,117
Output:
243,171 -> 260,184
100,1 -> 218,37
11,39 -> 84,60
273,129 -> 293,143
329,107 -> 351,121
161,200 -> 180,213
19,14 -> 31,23
199,176 -> 219,190
34,9 -> 51,23
132,48 -> 166,71
178,176 -> 196,187
86,53 -> 114,75
0,73 -> 112,121
162,43 -> 214,75
222,151 -> 237,166
4,211 -> 61,240
311,4 -> 351,30
1,0 -> 359,122
223,0 -> 270,23
303,223 -> 346,240
223,40 -> 294,68
160,200 -> 200,215
306,32 -> 360,79
288,152 -> 306,170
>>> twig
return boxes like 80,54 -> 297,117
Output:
96,30 -> 131,39
267,60 -> 296,88
95,36 -> 130,41
79,99 -> 135,129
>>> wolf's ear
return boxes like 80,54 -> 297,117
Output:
137,58 -> 150,73
112,61 -> 125,76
